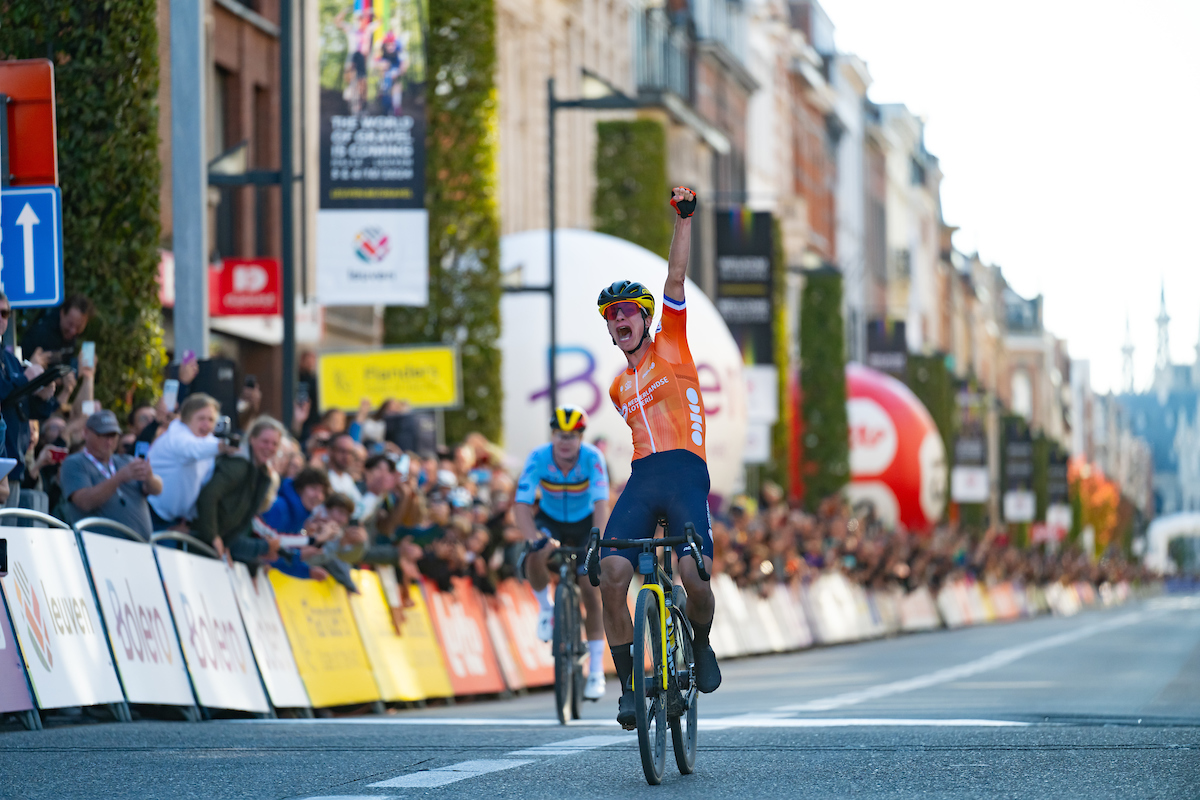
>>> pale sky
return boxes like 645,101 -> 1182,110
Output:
818,0 -> 1200,394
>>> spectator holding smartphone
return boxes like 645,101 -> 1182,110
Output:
0,291 -> 60,484
23,415 -> 68,512
22,294 -> 93,368
60,410 -> 163,539
147,393 -> 235,531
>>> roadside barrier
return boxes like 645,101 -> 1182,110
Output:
0,520 -> 125,712
157,546 -> 270,714
229,563 -> 310,710
79,527 -> 195,709
269,570 -> 380,708
0,512 -> 1151,730
423,576 -> 507,697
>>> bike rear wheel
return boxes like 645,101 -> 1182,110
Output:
669,606 -> 698,774
633,588 -> 667,785
552,580 -> 579,725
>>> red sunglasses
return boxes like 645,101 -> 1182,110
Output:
603,301 -> 643,321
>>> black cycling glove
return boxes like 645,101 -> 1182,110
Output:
670,187 -> 698,218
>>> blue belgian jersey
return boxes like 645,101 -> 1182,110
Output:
515,442 -> 610,523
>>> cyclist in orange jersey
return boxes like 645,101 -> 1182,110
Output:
597,186 -> 720,731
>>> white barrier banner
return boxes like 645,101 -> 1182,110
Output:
155,548 -> 269,713
81,533 -> 194,707
0,527 -> 124,709
229,563 -> 309,709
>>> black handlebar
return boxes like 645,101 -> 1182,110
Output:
586,529 -> 602,587
584,525 -> 710,586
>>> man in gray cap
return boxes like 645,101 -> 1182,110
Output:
60,410 -> 163,539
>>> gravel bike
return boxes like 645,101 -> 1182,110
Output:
546,544 -> 590,724
586,521 -> 708,785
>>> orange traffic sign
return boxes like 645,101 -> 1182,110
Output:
0,59 -> 57,186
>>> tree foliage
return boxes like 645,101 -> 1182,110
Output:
384,0 -> 501,443
906,353 -> 954,522
768,216 -> 792,491
798,268 -> 849,510
1,0 -> 166,412
593,120 -> 671,258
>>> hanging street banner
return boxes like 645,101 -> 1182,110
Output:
317,0 -> 428,307
714,209 -> 774,365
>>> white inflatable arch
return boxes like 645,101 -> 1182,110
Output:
1144,513 -> 1200,573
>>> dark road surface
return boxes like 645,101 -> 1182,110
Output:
2,595 -> 1198,799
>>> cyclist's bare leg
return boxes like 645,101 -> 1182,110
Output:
577,574 -> 605,640
524,543 -> 554,593
676,554 -> 715,627
599,555 -> 635,644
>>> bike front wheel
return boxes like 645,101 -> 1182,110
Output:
633,588 -> 667,785
669,606 -> 698,774
552,580 -> 578,725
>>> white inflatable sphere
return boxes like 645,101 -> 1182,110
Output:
499,229 -> 747,498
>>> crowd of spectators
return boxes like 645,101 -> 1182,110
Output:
712,486 -> 1151,597
0,293 -> 1149,605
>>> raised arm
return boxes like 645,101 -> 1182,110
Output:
666,187 -> 696,302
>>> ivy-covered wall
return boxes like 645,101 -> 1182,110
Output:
384,0 -> 502,443
1,0 -> 166,412
593,120 -> 671,258
798,268 -> 849,510
906,353 -> 954,523
768,217 -> 792,490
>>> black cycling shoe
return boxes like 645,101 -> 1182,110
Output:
617,689 -> 637,730
693,644 -> 722,693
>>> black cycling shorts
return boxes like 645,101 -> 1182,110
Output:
534,509 -> 595,548
602,449 -> 713,564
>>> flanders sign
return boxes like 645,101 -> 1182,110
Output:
319,346 -> 460,410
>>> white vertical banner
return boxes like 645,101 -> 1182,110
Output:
316,209 -> 428,306
80,533 -> 195,707
229,563 -> 310,709
0,528 -> 125,709
154,548 -> 269,713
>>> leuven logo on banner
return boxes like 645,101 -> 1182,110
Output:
12,562 -> 52,670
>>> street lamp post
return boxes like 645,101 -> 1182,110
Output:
505,71 -> 637,412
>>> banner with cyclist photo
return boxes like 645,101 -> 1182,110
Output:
316,0 -> 429,307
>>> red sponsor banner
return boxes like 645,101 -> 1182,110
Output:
422,577 -> 506,696
209,257 -> 282,317
494,579 -> 554,688
0,59 -> 58,186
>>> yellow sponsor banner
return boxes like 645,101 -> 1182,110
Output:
348,570 -> 453,702
319,346 -> 460,410
268,572 -> 380,707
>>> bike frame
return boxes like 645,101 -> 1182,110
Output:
585,523 -> 708,693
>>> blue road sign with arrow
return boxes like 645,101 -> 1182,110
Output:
0,185 -> 64,308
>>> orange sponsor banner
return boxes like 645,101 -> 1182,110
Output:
422,577 -> 506,696
494,579 -> 554,688
483,597 -> 525,691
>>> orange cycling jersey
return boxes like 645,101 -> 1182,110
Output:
608,295 -> 707,462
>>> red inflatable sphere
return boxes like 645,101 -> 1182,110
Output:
845,363 -> 946,533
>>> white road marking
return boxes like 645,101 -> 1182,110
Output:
774,611 -> 1147,713
238,717 -> 618,727
506,734 -> 631,755
702,717 -> 1030,730
369,759 -> 535,788
366,735 -> 631,789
